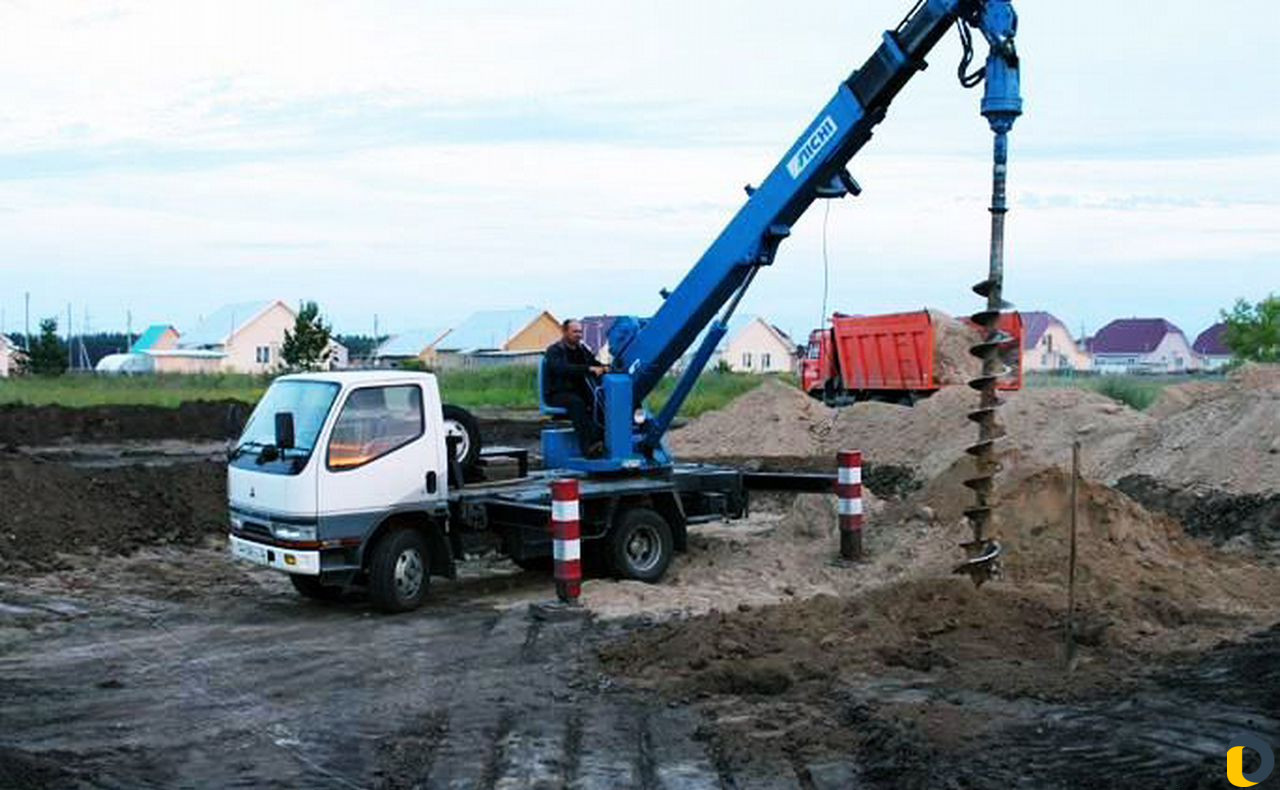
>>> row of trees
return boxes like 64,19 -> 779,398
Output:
1223,294 -> 1279,363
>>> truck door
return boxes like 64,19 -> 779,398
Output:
318,383 -> 437,521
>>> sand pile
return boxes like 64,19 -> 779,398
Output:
1229,362 -> 1280,391
603,467 -> 1280,708
928,309 -> 982,385
672,380 -> 1153,483
586,458 -> 1279,651
580,492 -> 892,619
819,386 -> 1150,481
1099,367 -> 1280,494
667,379 -> 834,457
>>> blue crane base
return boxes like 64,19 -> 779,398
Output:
541,374 -> 673,473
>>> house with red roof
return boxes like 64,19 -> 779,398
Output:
1192,322 -> 1233,370
1020,311 -> 1090,372
1088,318 -> 1196,374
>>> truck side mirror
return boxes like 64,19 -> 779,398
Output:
275,412 -> 296,450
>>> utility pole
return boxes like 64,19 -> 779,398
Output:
127,309 -> 133,349
24,292 -> 30,351
373,313 -> 380,366
67,303 -> 74,369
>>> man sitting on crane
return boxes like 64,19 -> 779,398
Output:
544,319 -> 607,457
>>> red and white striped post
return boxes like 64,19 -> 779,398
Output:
836,451 -> 863,561
551,479 -> 582,604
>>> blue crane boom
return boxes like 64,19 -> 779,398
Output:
544,0 -> 1021,474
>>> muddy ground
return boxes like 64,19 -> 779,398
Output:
1,381 -> 1279,788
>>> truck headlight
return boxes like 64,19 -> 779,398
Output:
230,515 -> 243,530
271,523 -> 317,542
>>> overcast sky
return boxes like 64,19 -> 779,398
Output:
0,0 -> 1276,342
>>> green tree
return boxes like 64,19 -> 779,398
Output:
28,318 -> 68,375
282,301 -> 333,371
1222,294 -> 1280,363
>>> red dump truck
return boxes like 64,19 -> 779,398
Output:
801,310 -> 1023,405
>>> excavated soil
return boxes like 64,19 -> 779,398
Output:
601,467 -> 1280,781
0,400 -> 252,445
0,453 -> 227,573
1116,474 -> 1280,550
668,379 -> 1153,482
1100,365 -> 1280,494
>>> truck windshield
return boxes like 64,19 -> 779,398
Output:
237,380 -> 340,459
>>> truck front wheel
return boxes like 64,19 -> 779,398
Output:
608,507 -> 673,583
368,529 -> 430,613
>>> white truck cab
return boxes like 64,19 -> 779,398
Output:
228,371 -> 456,610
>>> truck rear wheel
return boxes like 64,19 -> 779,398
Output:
608,507 -> 673,583
368,529 -> 430,613
289,574 -> 344,602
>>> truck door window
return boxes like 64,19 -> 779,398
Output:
327,385 -> 424,471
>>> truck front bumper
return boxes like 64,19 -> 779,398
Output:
229,534 -> 321,576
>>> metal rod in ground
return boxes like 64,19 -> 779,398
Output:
1065,440 -> 1081,669
836,451 -> 863,561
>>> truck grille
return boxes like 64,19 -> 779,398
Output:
239,521 -> 273,540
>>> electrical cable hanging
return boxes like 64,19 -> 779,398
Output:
820,200 -> 832,329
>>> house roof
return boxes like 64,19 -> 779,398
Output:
724,316 -> 798,352
579,315 -> 617,354
377,327 -> 450,358
435,308 -> 547,352
1193,322 -> 1230,356
130,324 -> 177,353
1019,311 -> 1058,350
178,300 -> 280,348
1089,318 -> 1185,354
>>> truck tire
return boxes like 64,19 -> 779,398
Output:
512,556 -> 553,572
608,507 -> 673,583
442,404 -> 482,472
368,528 -> 430,613
289,574 -> 344,602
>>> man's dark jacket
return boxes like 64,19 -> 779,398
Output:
543,340 -> 602,400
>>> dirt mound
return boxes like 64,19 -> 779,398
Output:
578,491 -> 915,619
0,454 -> 227,573
1229,362 -> 1280,390
0,401 -> 251,445
927,309 -> 981,385
801,385 -> 1148,481
601,576 -> 1125,705
1100,375 -> 1280,494
888,465 -> 1280,644
1115,474 -> 1280,549
600,466 -> 1280,779
670,379 -> 1152,485
666,379 -> 834,457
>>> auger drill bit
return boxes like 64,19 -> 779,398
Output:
955,126 -> 1014,587
954,1 -> 1021,587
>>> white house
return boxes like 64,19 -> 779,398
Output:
1088,318 -> 1196,374
1020,311 -> 1090,372
1192,323 -> 1233,370
175,300 -> 348,374
0,334 -> 24,377
718,316 -> 801,374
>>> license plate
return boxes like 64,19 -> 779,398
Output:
232,539 -> 269,566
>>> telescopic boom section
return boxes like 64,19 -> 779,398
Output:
611,0 -> 1016,419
